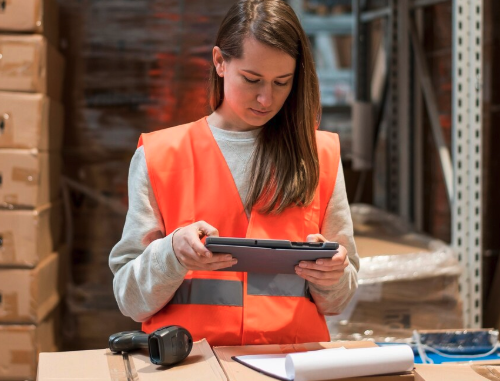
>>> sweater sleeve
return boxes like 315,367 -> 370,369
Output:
109,146 -> 188,322
308,159 -> 360,315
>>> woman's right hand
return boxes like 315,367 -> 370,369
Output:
172,221 -> 237,271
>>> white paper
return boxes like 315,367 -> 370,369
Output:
235,348 -> 346,380
235,345 -> 414,381
236,354 -> 288,380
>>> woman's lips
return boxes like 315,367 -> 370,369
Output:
250,108 -> 271,116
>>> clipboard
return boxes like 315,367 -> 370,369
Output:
205,237 -> 339,274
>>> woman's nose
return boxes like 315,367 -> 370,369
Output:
257,85 -> 273,108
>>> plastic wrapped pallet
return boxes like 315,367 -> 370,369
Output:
327,204 -> 463,342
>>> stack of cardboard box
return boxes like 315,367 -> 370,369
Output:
327,204 -> 464,342
0,0 -> 65,379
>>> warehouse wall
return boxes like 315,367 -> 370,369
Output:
57,0 -> 233,350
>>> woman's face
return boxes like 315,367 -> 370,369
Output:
213,37 -> 296,131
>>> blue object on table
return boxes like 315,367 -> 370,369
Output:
413,351 -> 500,364
376,341 -> 500,364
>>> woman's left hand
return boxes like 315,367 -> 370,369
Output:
294,234 -> 349,287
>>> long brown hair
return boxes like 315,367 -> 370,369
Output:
209,0 -> 321,214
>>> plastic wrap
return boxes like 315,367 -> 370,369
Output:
352,203 -> 462,283
327,204 -> 464,342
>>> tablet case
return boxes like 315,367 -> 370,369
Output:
205,238 -> 339,274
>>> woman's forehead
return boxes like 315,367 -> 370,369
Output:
233,37 -> 296,75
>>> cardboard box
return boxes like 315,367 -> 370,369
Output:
213,341 -> 414,381
0,149 -> 61,208
0,35 -> 64,101
355,234 -> 431,258
0,313 -> 57,381
351,300 -> 463,330
0,201 -> 61,267
357,276 -> 460,304
0,92 -> 64,150
0,0 -> 59,46
415,362 -> 500,381
38,340 -> 414,381
332,300 -> 464,341
38,339 -> 227,381
0,252 -> 59,323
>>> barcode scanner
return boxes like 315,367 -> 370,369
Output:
109,325 -> 193,366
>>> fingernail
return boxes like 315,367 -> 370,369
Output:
316,260 -> 323,265
226,255 -> 232,260
295,267 -> 302,273
232,260 -> 238,265
205,251 -> 212,258
299,262 -> 307,268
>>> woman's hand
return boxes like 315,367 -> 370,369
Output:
294,234 -> 349,287
172,221 -> 237,271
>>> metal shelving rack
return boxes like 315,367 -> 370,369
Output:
290,0 -> 354,107
452,0 -> 483,328
292,0 -> 484,328
362,0 -> 483,328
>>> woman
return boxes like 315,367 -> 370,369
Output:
110,0 -> 359,346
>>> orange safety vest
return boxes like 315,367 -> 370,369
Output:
138,117 -> 340,346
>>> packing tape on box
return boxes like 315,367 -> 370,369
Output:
0,41 -> 36,79
10,350 -> 32,365
2,194 -> 18,205
0,231 -> 16,262
471,365 -> 500,380
12,167 -> 39,185
0,292 -> 19,320
106,350 -> 139,381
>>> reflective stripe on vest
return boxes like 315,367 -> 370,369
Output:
170,279 -> 243,306
247,273 -> 309,297
139,117 -> 340,345
170,274 -> 309,306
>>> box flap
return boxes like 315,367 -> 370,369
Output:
38,339 -> 227,380
38,349 -> 118,380
131,338 -> 226,381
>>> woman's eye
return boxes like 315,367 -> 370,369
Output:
243,76 -> 259,84
275,81 -> 289,87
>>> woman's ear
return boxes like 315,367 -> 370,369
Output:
213,46 -> 225,77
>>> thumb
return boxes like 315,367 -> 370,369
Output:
306,233 -> 326,242
196,221 -> 219,238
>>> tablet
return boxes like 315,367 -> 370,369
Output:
205,237 -> 339,274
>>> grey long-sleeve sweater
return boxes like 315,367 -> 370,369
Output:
109,125 -> 360,323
